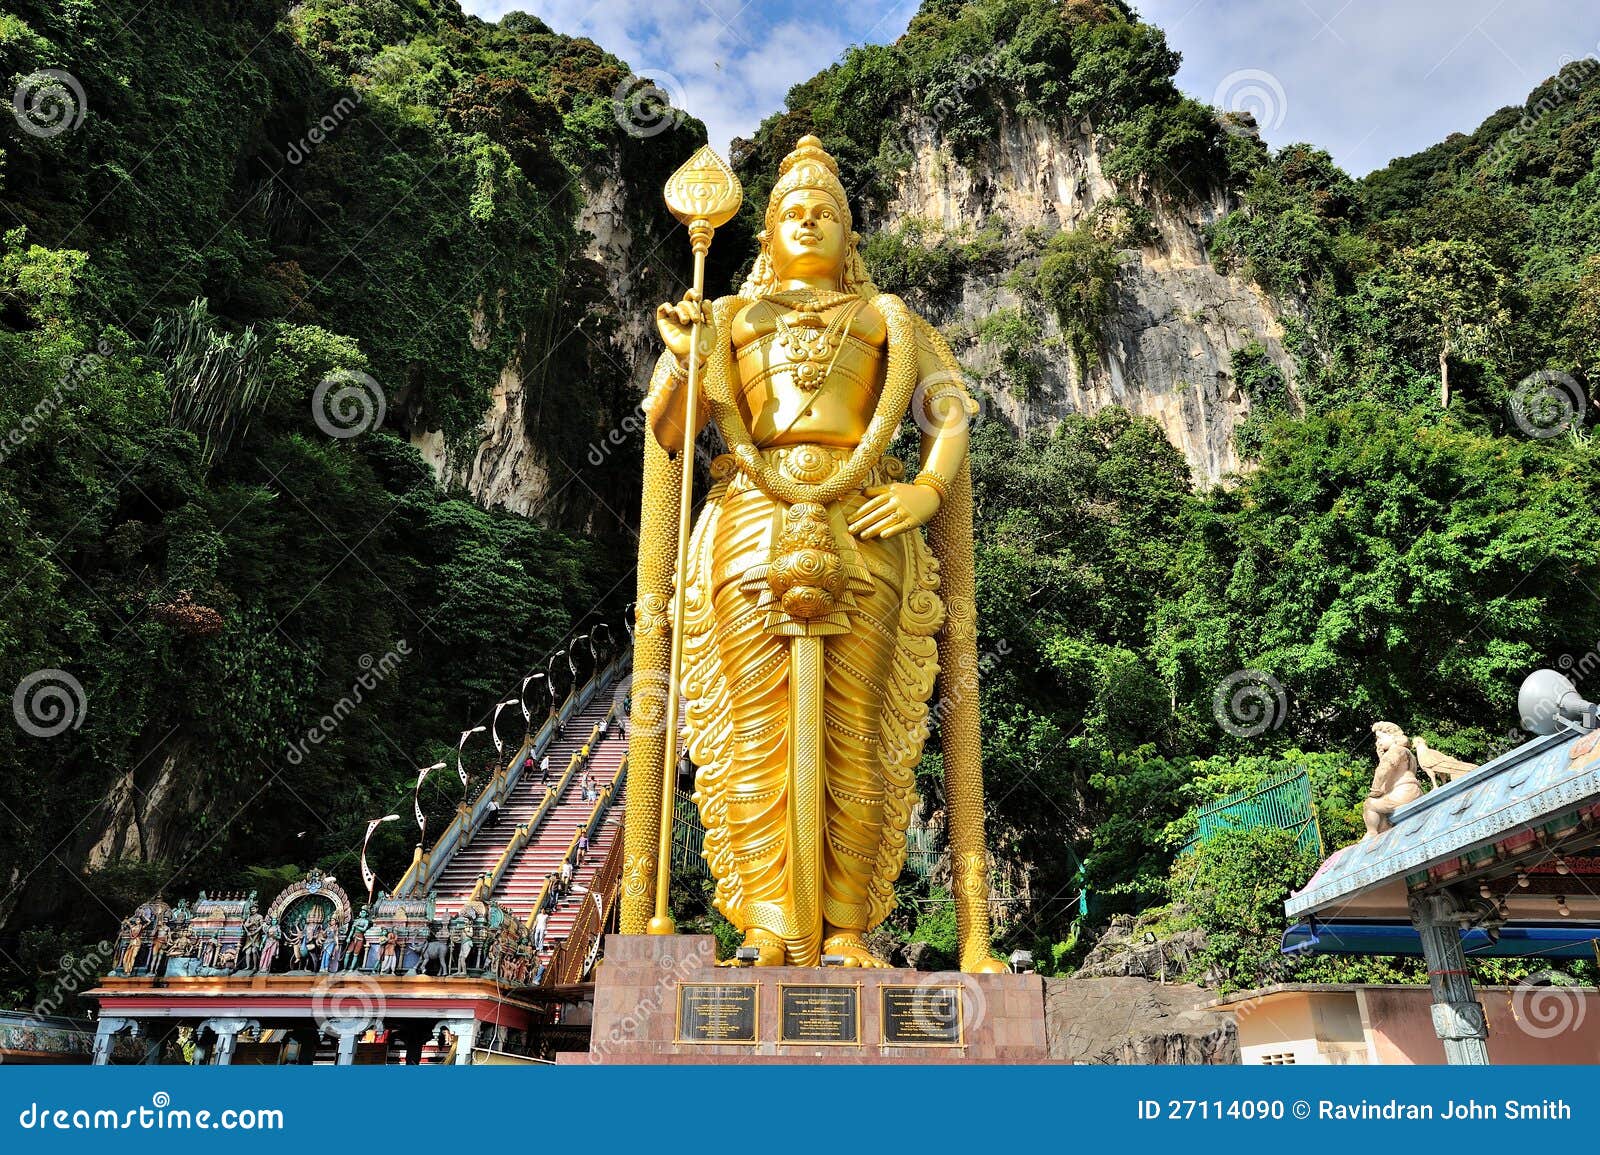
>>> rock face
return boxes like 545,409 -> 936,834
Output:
434,110 -> 1295,512
875,114 -> 1297,485
1044,976 -> 1239,1064
1076,911 -> 1208,982
410,163 -> 679,520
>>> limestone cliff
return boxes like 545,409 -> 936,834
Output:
873,114 -> 1298,485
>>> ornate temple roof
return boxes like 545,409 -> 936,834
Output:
1287,724 -> 1600,921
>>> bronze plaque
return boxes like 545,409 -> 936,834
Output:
675,982 -> 758,1044
880,985 -> 964,1046
779,984 -> 860,1045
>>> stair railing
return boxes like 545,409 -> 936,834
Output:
522,741 -> 626,935
539,759 -> 628,986
399,647 -> 630,897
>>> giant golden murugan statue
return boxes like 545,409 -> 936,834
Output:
621,136 -> 1004,972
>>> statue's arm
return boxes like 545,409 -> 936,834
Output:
848,317 -> 974,540
645,290 -> 719,455
911,324 -> 972,486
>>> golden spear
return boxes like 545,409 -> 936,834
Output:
648,146 -> 742,934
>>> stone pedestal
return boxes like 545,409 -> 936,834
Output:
572,934 -> 1048,1064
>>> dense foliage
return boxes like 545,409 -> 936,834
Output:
0,0 -> 702,1006
1210,62 -> 1600,428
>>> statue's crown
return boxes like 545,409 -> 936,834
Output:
766,134 -> 851,231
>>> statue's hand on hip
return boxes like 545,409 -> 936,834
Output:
848,483 -> 940,539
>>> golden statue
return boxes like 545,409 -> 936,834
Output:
622,136 -> 1004,972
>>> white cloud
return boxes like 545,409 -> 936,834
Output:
460,0 -> 909,152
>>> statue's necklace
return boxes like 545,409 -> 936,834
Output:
768,292 -> 862,392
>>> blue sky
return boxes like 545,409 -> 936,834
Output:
460,0 -> 1600,175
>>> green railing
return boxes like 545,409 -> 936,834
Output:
1182,767 -> 1323,856
672,789 -> 709,878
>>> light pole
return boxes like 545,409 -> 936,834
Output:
457,725 -> 486,797
623,602 -> 635,644
490,698 -> 519,765
519,673 -> 546,739
548,649 -> 566,710
569,635 -> 587,685
362,813 -> 401,904
413,761 -> 447,845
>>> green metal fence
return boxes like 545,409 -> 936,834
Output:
1182,767 -> 1323,856
672,789 -> 709,878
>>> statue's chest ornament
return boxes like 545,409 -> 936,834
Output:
769,294 -> 863,393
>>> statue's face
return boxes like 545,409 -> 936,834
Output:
770,189 -> 847,282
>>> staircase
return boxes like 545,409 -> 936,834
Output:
538,774 -> 626,957
431,688 -> 627,923
500,712 -> 626,924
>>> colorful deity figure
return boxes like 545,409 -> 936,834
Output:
378,929 -> 400,975
320,919 -> 342,972
341,906 -> 372,970
257,918 -> 282,974
117,916 -> 146,975
627,136 -> 1004,971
